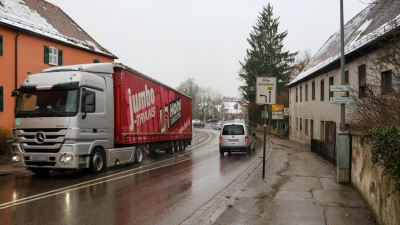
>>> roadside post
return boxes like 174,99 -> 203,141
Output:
256,77 -> 277,179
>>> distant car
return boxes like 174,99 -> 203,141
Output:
193,120 -> 205,128
214,122 -> 223,130
207,118 -> 219,123
219,123 -> 256,156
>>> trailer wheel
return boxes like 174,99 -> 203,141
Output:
181,140 -> 186,151
90,148 -> 106,174
166,141 -> 175,155
135,147 -> 144,163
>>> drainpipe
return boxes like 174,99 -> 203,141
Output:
15,30 -> 20,89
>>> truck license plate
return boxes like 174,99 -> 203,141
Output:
31,156 -> 47,161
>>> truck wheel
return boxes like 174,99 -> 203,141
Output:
30,168 -> 50,175
135,147 -> 144,163
181,140 -> 186,151
166,141 -> 175,155
90,148 -> 106,174
219,149 -> 224,156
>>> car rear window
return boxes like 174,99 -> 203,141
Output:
222,125 -> 245,135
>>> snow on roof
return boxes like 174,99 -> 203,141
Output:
289,2 -> 400,86
0,0 -> 116,58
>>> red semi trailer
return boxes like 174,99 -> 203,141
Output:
11,63 -> 192,174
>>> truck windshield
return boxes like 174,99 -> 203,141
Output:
15,89 -> 79,117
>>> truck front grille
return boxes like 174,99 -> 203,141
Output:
15,128 -> 67,153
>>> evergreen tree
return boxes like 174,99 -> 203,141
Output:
239,4 -> 296,125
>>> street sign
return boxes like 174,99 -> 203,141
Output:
256,77 -> 277,105
330,85 -> 357,92
330,97 -> 350,104
261,111 -> 268,119
272,104 -> 284,120
284,108 -> 289,116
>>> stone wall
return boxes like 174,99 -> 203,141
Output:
351,134 -> 400,225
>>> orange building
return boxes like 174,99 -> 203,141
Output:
0,0 -> 117,128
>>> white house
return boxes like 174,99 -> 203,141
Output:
287,2 -> 400,146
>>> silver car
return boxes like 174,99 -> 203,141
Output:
219,123 -> 256,156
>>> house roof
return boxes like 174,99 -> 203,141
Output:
0,0 -> 117,58
288,1 -> 400,87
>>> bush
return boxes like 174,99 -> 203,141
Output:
0,125 -> 12,157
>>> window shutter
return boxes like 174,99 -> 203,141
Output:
0,86 -> 3,112
44,46 -> 49,63
0,35 -> 3,56
58,50 -> 63,66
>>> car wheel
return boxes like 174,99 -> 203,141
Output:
252,143 -> 256,153
246,146 -> 251,155
219,149 -> 224,156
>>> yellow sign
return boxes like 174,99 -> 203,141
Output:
272,105 -> 284,112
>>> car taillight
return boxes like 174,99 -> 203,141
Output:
219,137 -> 222,143
245,136 -> 249,143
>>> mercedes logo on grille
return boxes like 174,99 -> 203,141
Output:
35,131 -> 46,144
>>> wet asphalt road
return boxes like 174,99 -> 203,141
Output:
0,128 -> 262,225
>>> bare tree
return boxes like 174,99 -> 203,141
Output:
290,49 -> 312,81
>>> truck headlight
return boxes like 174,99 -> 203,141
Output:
12,154 -> 21,162
60,154 -> 73,163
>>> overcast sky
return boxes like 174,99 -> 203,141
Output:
46,0 -> 369,98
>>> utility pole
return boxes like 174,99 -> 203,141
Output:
260,94 -> 267,179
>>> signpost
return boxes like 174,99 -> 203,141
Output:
329,85 -> 356,104
256,77 -> 277,179
272,104 -> 284,120
330,97 -> 350,104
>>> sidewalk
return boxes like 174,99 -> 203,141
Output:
183,133 -> 376,225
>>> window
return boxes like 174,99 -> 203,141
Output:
0,35 -> 3,56
296,87 -> 298,102
381,70 -> 392,95
358,64 -> 367,97
312,81 -> 315,100
44,46 -> 63,66
305,84 -> 308,101
305,119 -> 308,135
320,80 -> 324,101
82,90 -> 96,113
296,117 -> 298,131
300,118 -> 302,131
0,86 -> 3,111
300,86 -> 302,102
329,77 -> 334,98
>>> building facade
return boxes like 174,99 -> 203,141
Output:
0,0 -> 117,128
287,2 -> 400,146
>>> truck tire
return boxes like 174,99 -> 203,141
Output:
30,168 -> 50,175
165,141 -> 175,155
181,140 -> 186,151
135,147 -> 144,163
90,148 -> 106,174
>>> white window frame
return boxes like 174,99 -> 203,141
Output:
49,47 -> 58,66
